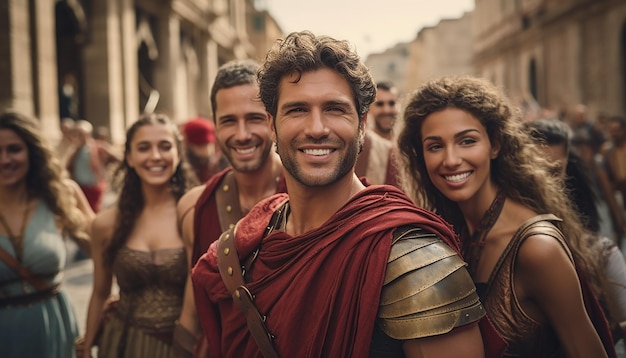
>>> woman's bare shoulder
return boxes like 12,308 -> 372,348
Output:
92,207 -> 118,234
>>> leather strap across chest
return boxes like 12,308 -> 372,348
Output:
217,228 -> 279,358
215,171 -> 244,233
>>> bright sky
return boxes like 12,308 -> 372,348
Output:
262,0 -> 475,59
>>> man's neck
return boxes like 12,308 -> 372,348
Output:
234,153 -> 283,210
284,173 -> 365,236
373,128 -> 393,141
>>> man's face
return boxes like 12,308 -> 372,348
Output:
370,88 -> 399,136
606,120 -> 626,143
214,83 -> 273,173
271,68 -> 364,187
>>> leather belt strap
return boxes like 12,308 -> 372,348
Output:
0,284 -> 60,308
217,228 -> 279,358
0,246 -> 51,292
215,171 -> 243,233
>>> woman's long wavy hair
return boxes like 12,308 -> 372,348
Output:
397,76 -> 604,300
0,110 -> 89,240
104,113 -> 197,265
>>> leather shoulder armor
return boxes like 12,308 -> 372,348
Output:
378,226 -> 485,340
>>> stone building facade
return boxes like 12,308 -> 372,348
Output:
246,0 -> 283,63
405,12 -> 474,95
407,12 -> 474,92
365,42 -> 412,96
474,0 -> 626,117
365,12 -> 473,98
0,0 -> 274,145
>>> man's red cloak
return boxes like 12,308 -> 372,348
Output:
192,184 -> 482,357
191,167 -> 287,265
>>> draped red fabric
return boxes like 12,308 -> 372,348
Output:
192,167 -> 232,265
192,167 -> 288,265
192,184 -> 463,357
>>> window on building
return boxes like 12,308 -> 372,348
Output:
253,14 -> 265,31
529,58 -> 538,102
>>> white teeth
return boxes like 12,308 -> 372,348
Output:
303,148 -> 332,156
149,167 -> 165,172
236,147 -> 256,154
445,172 -> 471,182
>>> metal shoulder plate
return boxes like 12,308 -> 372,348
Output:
378,225 -> 485,340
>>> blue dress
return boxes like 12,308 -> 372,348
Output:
0,201 -> 79,358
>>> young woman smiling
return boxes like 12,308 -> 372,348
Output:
78,113 -> 196,358
397,76 -> 616,358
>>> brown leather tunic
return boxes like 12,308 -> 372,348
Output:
480,215 -> 571,357
113,247 -> 187,333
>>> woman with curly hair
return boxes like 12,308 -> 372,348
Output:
397,76 -> 616,357
78,113 -> 196,358
0,110 -> 94,358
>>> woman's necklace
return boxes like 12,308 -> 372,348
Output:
462,190 -> 506,279
0,205 -> 31,262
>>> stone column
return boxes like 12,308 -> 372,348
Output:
117,0 -> 139,143
0,0 -> 34,115
154,11 -> 181,119
206,39 -> 220,116
82,0 -> 125,134
32,0 -> 61,140
196,32 -> 213,118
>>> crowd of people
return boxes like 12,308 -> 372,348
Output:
1,29 -> 625,358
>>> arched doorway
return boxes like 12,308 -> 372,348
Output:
55,0 -> 87,120
136,12 -> 159,114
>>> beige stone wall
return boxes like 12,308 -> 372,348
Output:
1,0 -> 260,145
405,12 -> 474,95
474,0 -> 626,116
365,43 -> 412,96
246,0 -> 284,63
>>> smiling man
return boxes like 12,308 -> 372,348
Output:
173,60 -> 286,357
355,81 -> 401,186
191,31 -> 490,358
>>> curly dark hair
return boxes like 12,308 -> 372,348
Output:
105,113 -> 197,265
257,31 -> 376,121
397,76 -> 602,299
0,110 -> 89,240
525,118 -> 601,233
210,59 -> 261,120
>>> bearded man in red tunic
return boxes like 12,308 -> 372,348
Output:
192,31 -> 505,358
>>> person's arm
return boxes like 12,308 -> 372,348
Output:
96,141 -> 122,167
602,240 -> 626,340
380,227 -> 486,358
65,178 -> 95,256
403,324 -> 484,358
77,209 -> 115,358
594,158 -> 626,239
517,233 -> 608,358
173,186 -> 205,357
